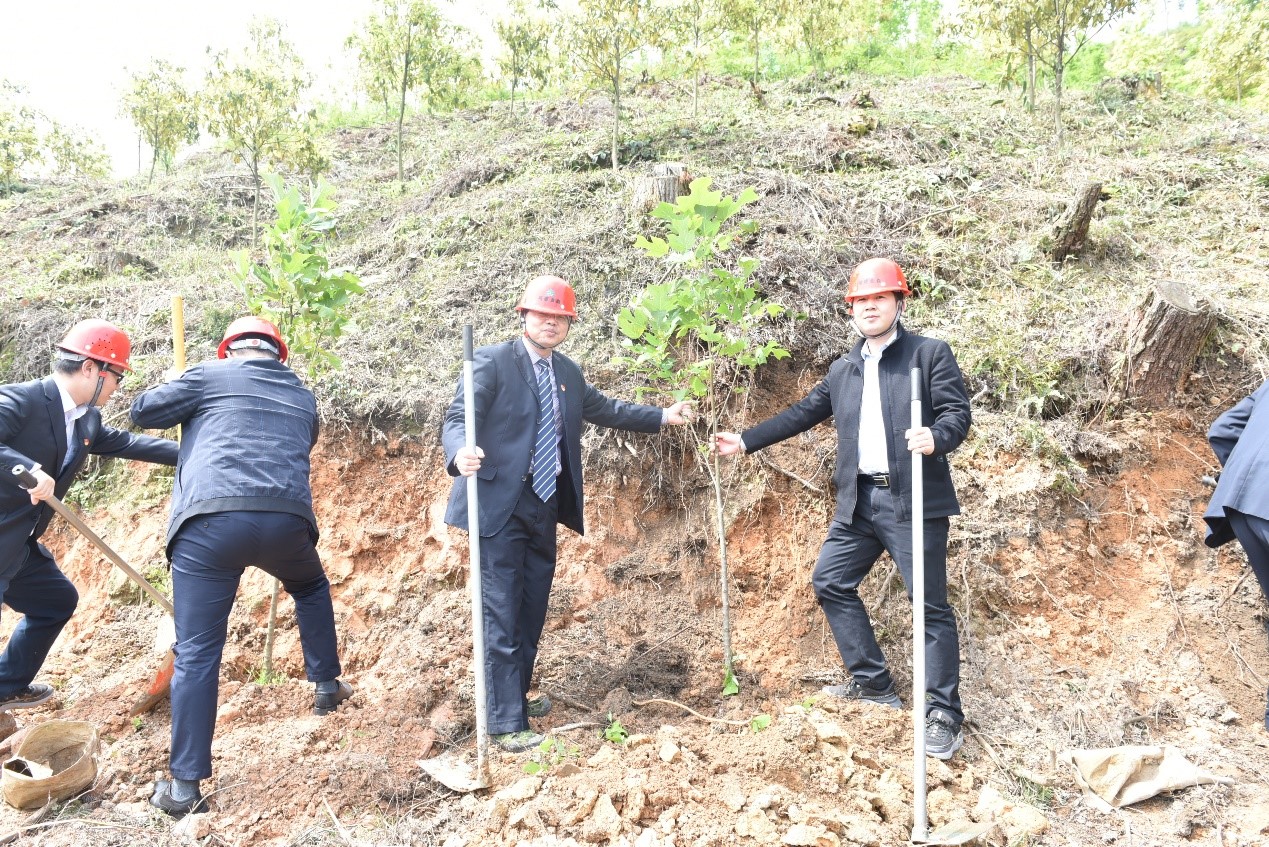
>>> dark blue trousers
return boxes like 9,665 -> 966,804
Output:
812,477 -> 963,723
0,542 -> 78,696
168,511 -> 341,781
480,486 -> 557,735
1227,510 -> 1269,729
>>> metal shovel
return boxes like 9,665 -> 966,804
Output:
11,464 -> 178,714
908,369 -> 990,846
419,325 -> 491,792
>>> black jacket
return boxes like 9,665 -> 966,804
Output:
131,358 -> 320,551
1204,379 -> 1269,547
442,339 -> 664,537
742,326 -> 971,524
1,377 -> 177,560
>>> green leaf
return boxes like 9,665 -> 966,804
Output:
750,714 -> 771,733
722,668 -> 739,697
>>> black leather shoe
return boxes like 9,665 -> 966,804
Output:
527,694 -> 552,718
314,680 -> 353,715
150,779 -> 208,817
0,684 -> 54,712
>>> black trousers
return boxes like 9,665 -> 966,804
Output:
812,477 -> 963,723
0,542 -> 78,696
1227,510 -> 1269,728
480,486 -> 558,735
168,511 -> 341,780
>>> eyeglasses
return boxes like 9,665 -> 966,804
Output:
102,366 -> 126,384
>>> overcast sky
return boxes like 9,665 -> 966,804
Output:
0,0 -> 497,177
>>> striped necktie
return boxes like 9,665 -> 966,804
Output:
531,359 -> 558,501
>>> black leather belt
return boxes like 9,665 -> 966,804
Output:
858,472 -> 890,488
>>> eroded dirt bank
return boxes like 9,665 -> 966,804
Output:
0,414 -> 1266,846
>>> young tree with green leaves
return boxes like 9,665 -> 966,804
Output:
202,18 -> 315,240
1198,0 -> 1268,103
231,174 -> 364,377
0,82 -> 42,196
349,0 -> 480,182
567,0 -> 652,170
617,178 -> 789,694
964,0 -> 1137,143
121,59 -> 200,183
721,0 -> 790,84
662,0 -> 724,118
43,124 -> 110,181
494,1 -> 556,113
789,0 -> 867,73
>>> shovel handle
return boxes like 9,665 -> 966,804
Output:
12,465 -> 176,615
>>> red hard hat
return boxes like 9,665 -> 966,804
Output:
218,316 -> 289,363
845,258 -> 912,302
515,275 -> 578,319
57,319 -> 133,371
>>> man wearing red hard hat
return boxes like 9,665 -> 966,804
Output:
132,316 -> 350,816
0,320 -> 177,712
443,275 -> 693,752
715,258 -> 972,760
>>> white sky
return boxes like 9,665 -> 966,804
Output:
2,0 -> 1198,178
0,0 -> 500,177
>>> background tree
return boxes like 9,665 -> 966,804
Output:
121,59 -> 200,184
661,0 -> 724,118
963,0 -> 1136,142
350,0 -> 479,183
1197,0 -> 1268,103
43,123 -> 110,182
789,0 -> 867,74
494,1 -> 556,113
720,0 -> 789,85
0,82 -> 42,197
202,17 -> 315,240
567,0 -> 652,170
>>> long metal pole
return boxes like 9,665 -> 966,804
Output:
910,367 -> 928,842
464,325 -> 490,785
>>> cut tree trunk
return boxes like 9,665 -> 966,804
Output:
1051,181 -> 1105,263
639,162 -> 692,211
1124,281 -> 1217,408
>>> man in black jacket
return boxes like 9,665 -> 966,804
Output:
1203,379 -> 1269,731
0,319 -> 177,712
131,316 -> 351,816
443,275 -> 692,752
715,258 -> 972,759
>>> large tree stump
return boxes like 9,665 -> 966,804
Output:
1051,182 -> 1106,263
640,162 -> 691,211
1124,281 -> 1217,408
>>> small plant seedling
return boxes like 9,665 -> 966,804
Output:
750,714 -> 772,733
603,713 -> 629,745
799,695 -> 817,711
522,736 -> 579,775
722,668 -> 740,697
250,666 -> 287,686
131,716 -> 144,732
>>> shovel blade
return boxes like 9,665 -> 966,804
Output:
419,755 -> 489,793
130,649 -> 175,716
913,820 -> 993,846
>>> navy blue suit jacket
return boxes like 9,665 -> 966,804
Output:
131,358 -> 320,551
442,339 -> 664,537
1204,379 -> 1269,547
0,377 -> 178,561
741,326 -> 971,525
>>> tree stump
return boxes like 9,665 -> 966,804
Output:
1051,182 -> 1106,263
640,162 -> 691,211
1124,281 -> 1217,408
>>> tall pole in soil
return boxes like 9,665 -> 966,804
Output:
910,367 -> 928,842
711,447 -> 733,685
463,325 -> 490,784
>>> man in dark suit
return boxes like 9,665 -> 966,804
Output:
0,319 -> 178,712
1204,378 -> 1269,732
715,258 -> 972,759
444,275 -> 693,752
131,316 -> 351,816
